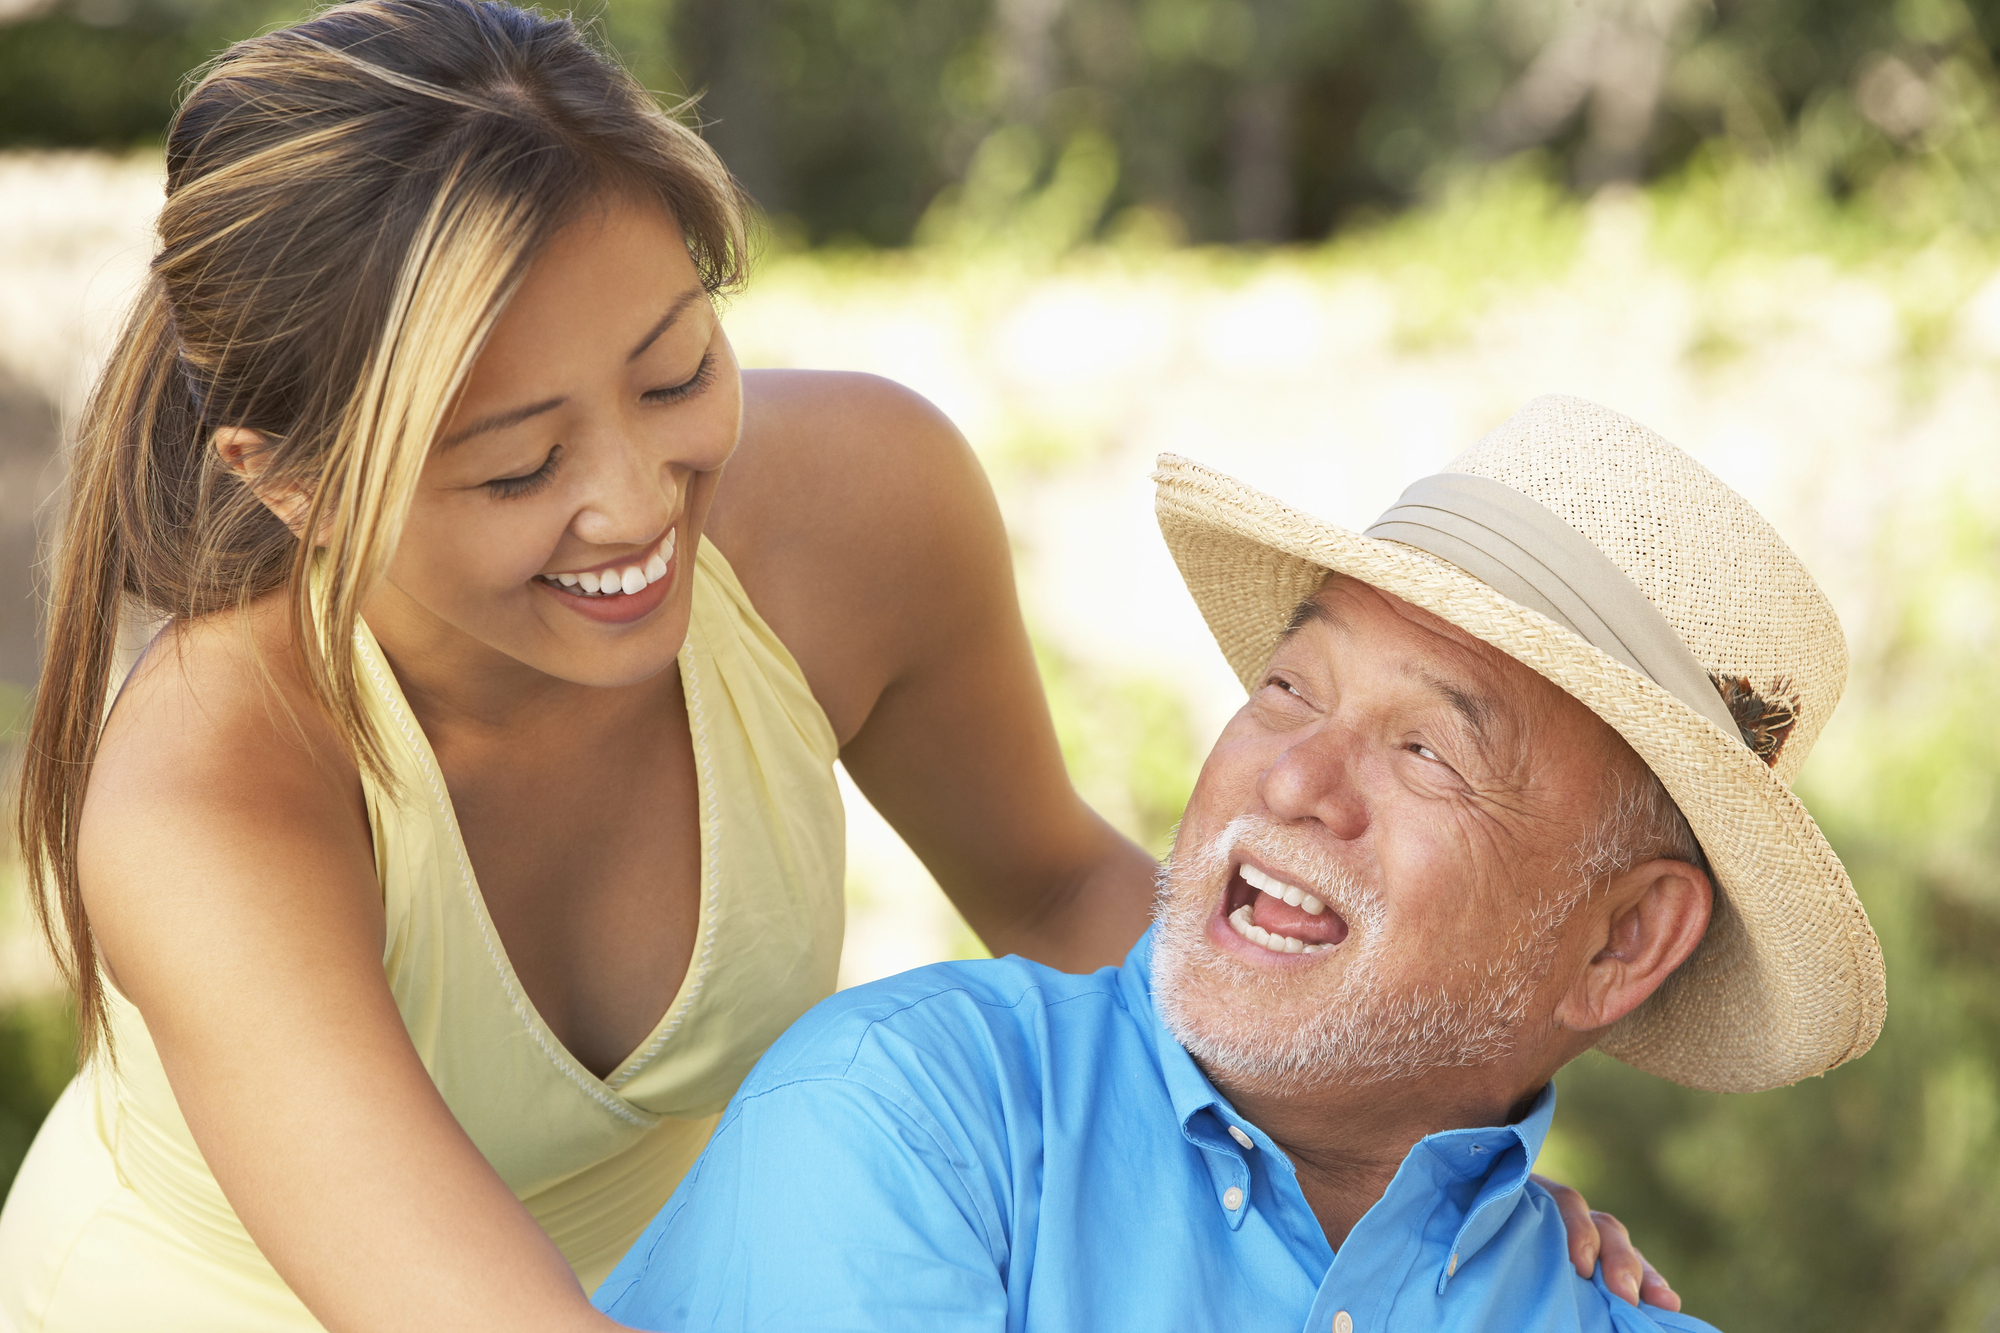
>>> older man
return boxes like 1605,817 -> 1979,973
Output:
594,397 -> 1885,1333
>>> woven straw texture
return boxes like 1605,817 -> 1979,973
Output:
1154,395 -> 1885,1093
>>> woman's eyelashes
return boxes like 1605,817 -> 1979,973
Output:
485,445 -> 561,499
644,352 -> 715,405
479,352 -> 714,498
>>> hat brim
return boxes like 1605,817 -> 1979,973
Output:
1156,454 -> 1885,1094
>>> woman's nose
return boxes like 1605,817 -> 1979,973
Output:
570,436 -> 680,548
1257,726 -> 1370,842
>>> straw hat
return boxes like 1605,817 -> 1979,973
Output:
1154,395 -> 1884,1094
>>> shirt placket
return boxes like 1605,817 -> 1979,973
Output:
1181,1107 -> 1254,1230
1300,1152 -> 1450,1333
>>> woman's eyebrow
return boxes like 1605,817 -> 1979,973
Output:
439,396 -> 564,449
628,287 -> 707,362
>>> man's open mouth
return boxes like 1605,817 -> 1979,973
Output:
1222,861 -> 1350,956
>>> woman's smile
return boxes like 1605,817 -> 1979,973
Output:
534,525 -> 680,625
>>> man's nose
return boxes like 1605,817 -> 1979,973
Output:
1257,725 -> 1370,841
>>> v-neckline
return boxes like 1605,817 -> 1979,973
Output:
351,615 -> 721,1119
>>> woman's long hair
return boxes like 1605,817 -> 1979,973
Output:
15,0 -> 749,1057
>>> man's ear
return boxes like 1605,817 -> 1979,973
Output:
214,426 -> 318,537
1554,859 -> 1713,1034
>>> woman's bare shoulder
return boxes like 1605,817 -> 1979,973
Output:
711,369 -> 1013,740
720,368 -> 985,548
80,595 -> 372,929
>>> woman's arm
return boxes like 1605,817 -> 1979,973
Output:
716,370 -> 1156,971
822,410 -> 1160,970
717,371 -> 1681,1309
78,626 -> 618,1333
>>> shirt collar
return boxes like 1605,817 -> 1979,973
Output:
1123,925 -> 1561,1285
1121,928 -> 1240,1131
1418,1080 -> 1557,1290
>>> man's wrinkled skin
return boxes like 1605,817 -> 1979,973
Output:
1153,576 -> 1707,1308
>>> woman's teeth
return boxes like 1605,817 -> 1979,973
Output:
1229,903 -> 1333,955
544,529 -> 675,597
1240,863 -> 1326,915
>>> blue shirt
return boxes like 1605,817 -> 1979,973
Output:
596,930 -> 1718,1333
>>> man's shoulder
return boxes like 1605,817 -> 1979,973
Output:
1586,1273 -> 1723,1333
1622,1299 -> 1722,1333
740,953 -> 1143,1101
1500,1183 -> 1725,1333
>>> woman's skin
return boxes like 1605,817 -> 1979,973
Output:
74,195 -> 1672,1333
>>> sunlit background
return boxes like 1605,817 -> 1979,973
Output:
3,0 -> 1999,1328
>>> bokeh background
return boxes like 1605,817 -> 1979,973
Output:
3,0 -> 1999,1327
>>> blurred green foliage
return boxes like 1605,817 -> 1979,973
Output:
0,996 -> 75,1200
1544,491 -> 2000,1331
12,0 -> 2000,245
1036,642 -> 1200,859
0,0 -> 300,144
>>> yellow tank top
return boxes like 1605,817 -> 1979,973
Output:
0,539 -> 846,1331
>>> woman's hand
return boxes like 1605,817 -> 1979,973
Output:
1532,1173 -> 1681,1310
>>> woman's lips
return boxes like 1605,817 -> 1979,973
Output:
535,527 -> 679,625
540,526 -> 677,595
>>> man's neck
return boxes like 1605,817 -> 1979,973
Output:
1215,1071 -> 1546,1249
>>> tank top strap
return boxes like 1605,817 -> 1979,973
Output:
681,536 -> 839,766
601,536 -> 844,1104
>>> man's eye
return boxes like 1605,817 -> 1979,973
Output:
1261,675 -> 1305,699
1408,742 -> 1442,762
485,446 -> 560,499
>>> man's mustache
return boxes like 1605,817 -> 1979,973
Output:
1160,813 -> 1381,935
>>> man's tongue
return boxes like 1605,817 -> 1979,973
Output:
1251,888 -> 1348,947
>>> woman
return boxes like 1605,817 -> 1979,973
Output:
0,2 -> 1667,1329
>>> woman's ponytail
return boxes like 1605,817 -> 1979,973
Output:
15,276 -> 198,1058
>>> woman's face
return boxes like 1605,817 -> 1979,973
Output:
381,194 -> 742,690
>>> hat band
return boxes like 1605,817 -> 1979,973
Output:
1364,472 -> 1744,745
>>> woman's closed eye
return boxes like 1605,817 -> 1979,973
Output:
485,445 -> 561,499
644,352 -> 715,405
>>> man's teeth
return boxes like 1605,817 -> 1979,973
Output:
1228,903 -> 1332,955
1239,863 -> 1326,916
544,528 -> 676,597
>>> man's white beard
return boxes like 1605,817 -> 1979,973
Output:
1151,815 -> 1571,1096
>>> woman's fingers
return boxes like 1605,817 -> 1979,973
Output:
1592,1211 -> 1644,1303
1638,1250 -> 1683,1312
1529,1173 -> 1602,1278
1529,1174 -> 1682,1310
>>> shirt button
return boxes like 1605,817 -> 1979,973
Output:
1333,1312 -> 1354,1333
1222,1186 -> 1244,1211
1228,1125 -> 1254,1150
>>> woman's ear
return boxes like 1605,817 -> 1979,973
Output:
213,427 -> 318,537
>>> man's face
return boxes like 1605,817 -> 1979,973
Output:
1153,574 -> 1633,1094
